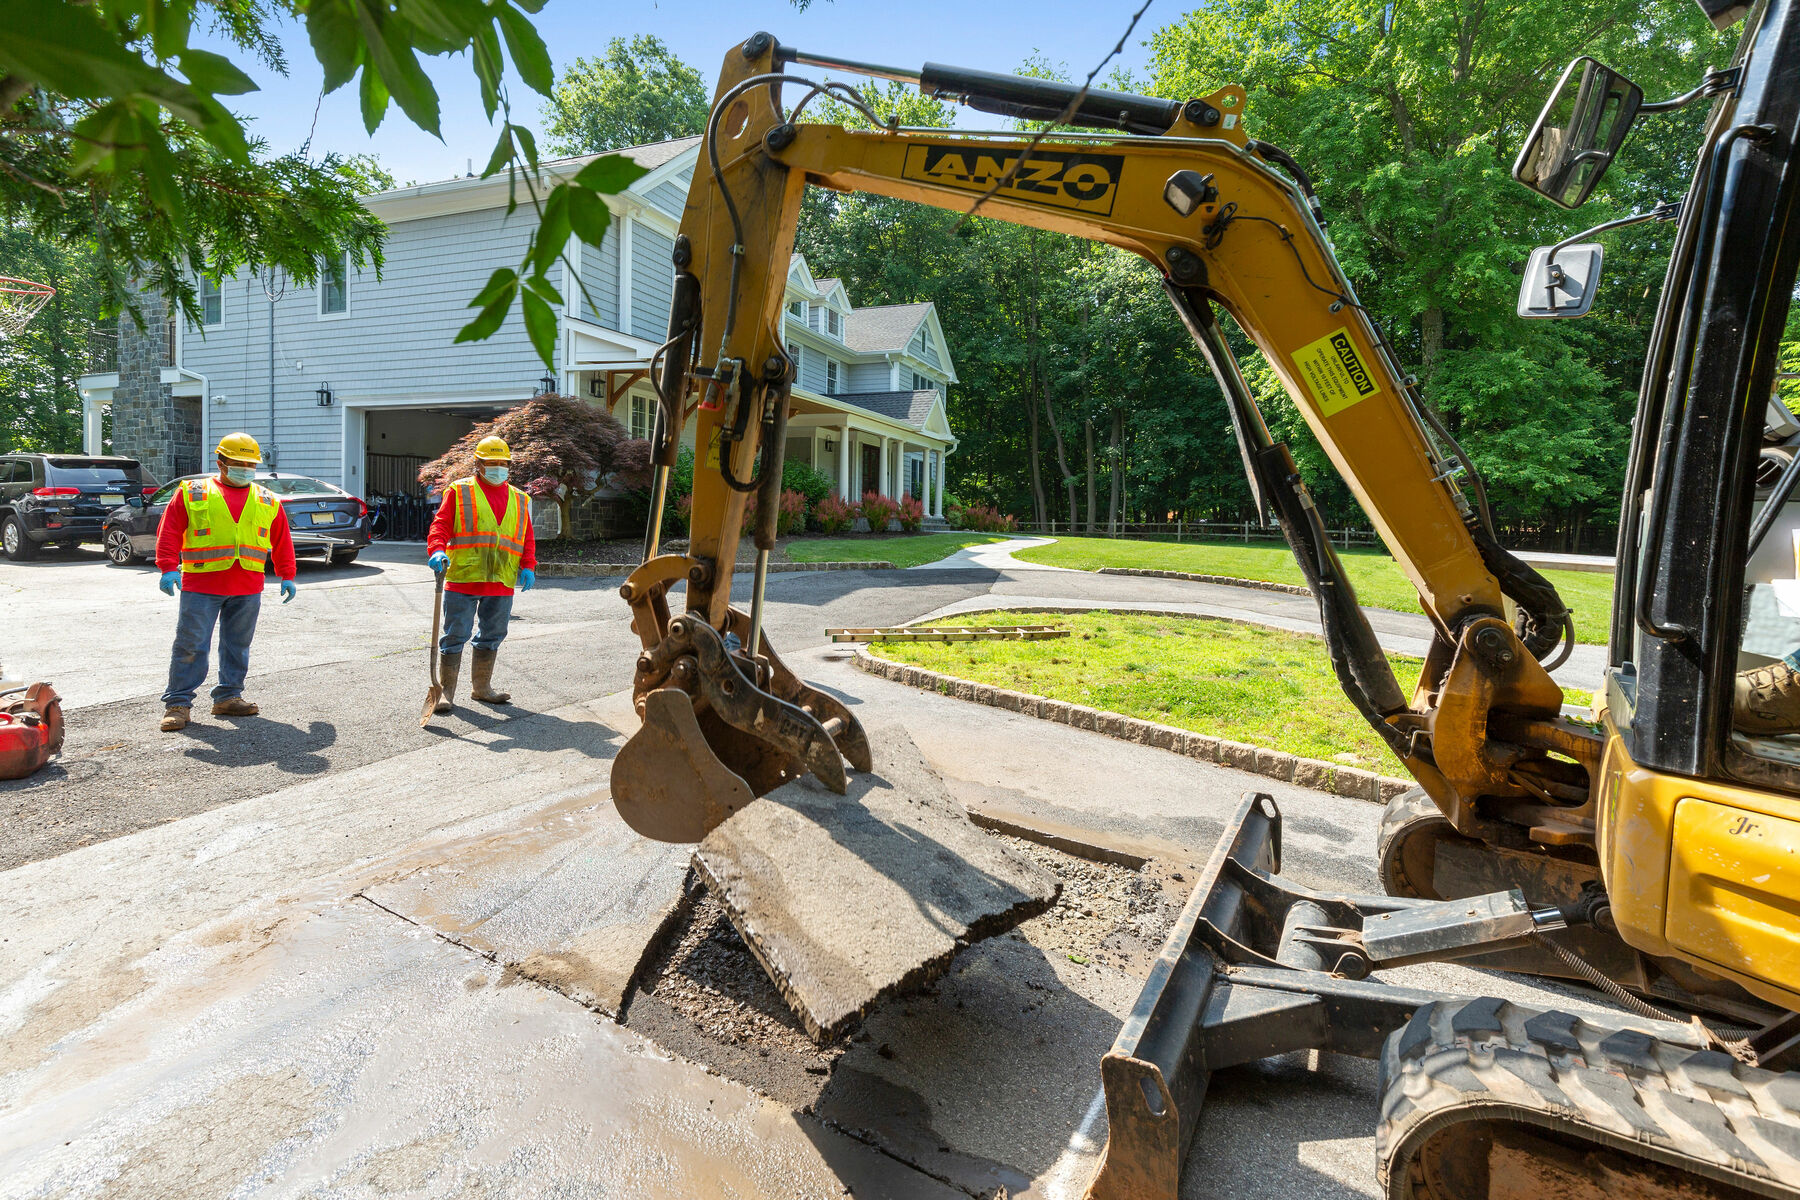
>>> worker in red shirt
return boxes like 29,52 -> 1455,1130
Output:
155,432 -> 298,732
425,435 -> 536,714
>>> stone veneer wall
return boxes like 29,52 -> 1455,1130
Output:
109,290 -> 202,481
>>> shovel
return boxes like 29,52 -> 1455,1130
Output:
420,568 -> 445,726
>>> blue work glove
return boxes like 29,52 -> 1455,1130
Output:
159,570 -> 181,596
279,579 -> 298,604
427,551 -> 448,574
518,568 -> 536,592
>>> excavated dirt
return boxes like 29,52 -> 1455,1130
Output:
622,836 -> 1190,1110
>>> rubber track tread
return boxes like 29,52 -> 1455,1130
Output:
1376,996 -> 1800,1199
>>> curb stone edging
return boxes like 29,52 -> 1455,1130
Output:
849,646 -> 1410,804
1096,566 -> 1312,596
536,560 -> 898,579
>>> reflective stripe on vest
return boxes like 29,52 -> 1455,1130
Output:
179,479 -> 278,574
444,477 -> 526,587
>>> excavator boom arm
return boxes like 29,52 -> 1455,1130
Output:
620,33 -> 1579,832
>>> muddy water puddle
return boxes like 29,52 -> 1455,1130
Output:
622,835 -> 1190,1111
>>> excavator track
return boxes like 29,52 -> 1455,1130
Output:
1378,996 -> 1800,1200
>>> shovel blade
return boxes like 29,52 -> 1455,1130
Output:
612,688 -> 756,842
420,685 -> 442,728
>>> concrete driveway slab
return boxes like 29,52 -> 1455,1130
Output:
0,894 -> 963,1200
362,791 -> 688,1017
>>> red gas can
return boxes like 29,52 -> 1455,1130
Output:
0,683 -> 63,780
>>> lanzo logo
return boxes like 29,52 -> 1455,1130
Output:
901,146 -> 1124,215
1328,331 -> 1378,397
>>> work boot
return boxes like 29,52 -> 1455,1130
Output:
1735,661 -> 1800,734
160,705 -> 190,732
470,648 -> 510,704
434,652 -> 461,715
211,697 -> 260,717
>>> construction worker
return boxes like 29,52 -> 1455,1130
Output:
156,432 -> 298,732
424,435 -> 536,713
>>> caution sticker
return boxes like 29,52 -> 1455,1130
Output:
705,427 -> 721,470
1292,326 -> 1381,416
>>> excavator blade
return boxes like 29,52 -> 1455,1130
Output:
612,687 -> 756,843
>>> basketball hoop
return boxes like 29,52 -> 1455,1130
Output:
0,277 -> 55,341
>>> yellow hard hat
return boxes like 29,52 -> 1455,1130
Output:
474,435 -> 511,462
215,432 -> 261,464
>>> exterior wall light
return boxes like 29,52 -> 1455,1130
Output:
536,373 -> 557,396
316,381 -> 334,407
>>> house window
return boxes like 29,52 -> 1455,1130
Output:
199,275 -> 223,327
826,360 -> 838,394
826,308 -> 841,338
319,251 -> 349,316
786,342 -> 802,377
628,393 -> 652,440
912,371 -> 931,392
787,299 -> 806,321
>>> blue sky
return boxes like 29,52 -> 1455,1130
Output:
193,1 -> 1170,187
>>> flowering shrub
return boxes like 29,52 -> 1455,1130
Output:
815,493 -> 858,534
860,491 -> 899,532
896,493 -> 925,533
778,489 -> 807,536
952,503 -> 1016,533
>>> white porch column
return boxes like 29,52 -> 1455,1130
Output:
837,425 -> 851,498
931,450 -> 942,517
82,393 -> 104,454
878,435 -> 891,496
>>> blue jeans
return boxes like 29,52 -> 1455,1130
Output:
163,590 -> 262,706
440,591 -> 513,655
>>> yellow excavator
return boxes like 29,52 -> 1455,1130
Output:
610,1 -> 1800,1195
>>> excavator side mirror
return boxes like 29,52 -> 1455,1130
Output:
1514,56 -> 1643,209
1517,243 -> 1604,318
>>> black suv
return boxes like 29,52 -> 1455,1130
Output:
0,455 -> 156,561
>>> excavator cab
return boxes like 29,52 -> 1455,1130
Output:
606,1 -> 1800,1195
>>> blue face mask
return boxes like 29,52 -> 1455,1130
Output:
482,465 -> 510,484
223,465 -> 255,486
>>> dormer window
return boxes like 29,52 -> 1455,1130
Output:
787,299 -> 806,321
826,308 -> 841,338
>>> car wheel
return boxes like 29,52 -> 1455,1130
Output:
103,528 -> 137,565
329,549 -> 360,566
2,515 -> 38,562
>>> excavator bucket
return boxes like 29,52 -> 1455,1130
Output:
611,688 -> 756,843
610,611 -> 871,844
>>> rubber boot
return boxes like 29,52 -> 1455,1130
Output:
434,652 -> 461,715
470,648 -> 511,704
160,705 -> 190,732
211,696 -> 260,717
1735,660 -> 1800,734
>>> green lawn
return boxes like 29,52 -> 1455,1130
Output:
871,610 -> 1591,775
786,532 -> 1007,568
1012,536 -> 1614,645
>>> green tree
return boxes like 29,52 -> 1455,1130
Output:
0,223 -> 104,452
333,152 -> 400,195
542,36 -> 709,154
1148,0 -> 1735,540
1,0 -> 648,365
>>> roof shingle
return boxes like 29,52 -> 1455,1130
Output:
841,303 -> 932,353
830,389 -> 942,429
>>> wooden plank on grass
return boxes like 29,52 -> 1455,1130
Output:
826,626 -> 1069,643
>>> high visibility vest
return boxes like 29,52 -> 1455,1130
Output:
444,477 -> 527,587
179,478 -> 280,574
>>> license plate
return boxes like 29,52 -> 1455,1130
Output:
309,511 -> 337,525
97,494 -> 124,505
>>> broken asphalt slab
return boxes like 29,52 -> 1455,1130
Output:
694,723 -> 1061,1042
